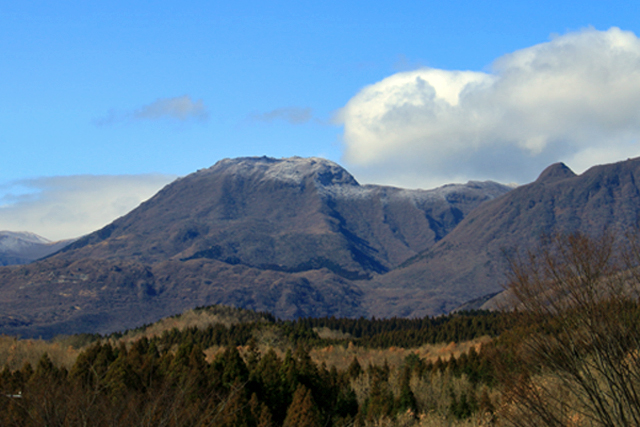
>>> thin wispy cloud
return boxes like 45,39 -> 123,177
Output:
250,107 -> 313,124
95,95 -> 208,126
0,174 -> 176,241
337,27 -> 640,189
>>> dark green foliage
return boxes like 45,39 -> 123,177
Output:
70,341 -> 117,387
252,348 -> 287,421
448,388 -> 478,419
396,365 -> 417,414
408,344 -> 499,387
211,345 -> 249,389
103,348 -> 140,396
347,356 -> 363,379
0,342 -> 346,426
153,321 -> 262,350
217,379 -> 252,427
329,367 -> 359,421
360,370 -> 395,423
291,310 -> 518,348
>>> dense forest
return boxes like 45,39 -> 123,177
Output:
0,308 -> 513,427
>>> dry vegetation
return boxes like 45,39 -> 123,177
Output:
500,232 -> 640,426
0,336 -> 80,370
118,305 -> 270,343
0,306 -> 269,370
309,338 -> 491,372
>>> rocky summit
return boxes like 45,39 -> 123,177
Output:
0,156 -> 511,337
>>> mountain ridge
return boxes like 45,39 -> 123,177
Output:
364,157 -> 640,317
0,156 -> 512,337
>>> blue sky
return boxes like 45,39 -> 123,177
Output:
2,1 -> 640,239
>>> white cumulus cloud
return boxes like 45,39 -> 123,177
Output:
0,174 -> 176,241
337,27 -> 640,189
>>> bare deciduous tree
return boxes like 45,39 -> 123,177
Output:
502,232 -> 640,427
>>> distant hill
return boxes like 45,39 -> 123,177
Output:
365,159 -> 640,317
0,231 -> 73,266
0,156 -> 510,337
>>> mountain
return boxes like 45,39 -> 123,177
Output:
57,157 -> 509,276
365,158 -> 640,317
0,231 -> 73,266
0,157 -> 511,337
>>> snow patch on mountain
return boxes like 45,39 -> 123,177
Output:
0,231 -> 51,252
192,156 -> 512,204
320,180 -> 511,206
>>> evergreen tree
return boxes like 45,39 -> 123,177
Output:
347,356 -> 362,379
360,373 -> 395,423
253,349 -> 287,423
448,389 -> 478,419
102,348 -> 141,411
250,392 -> 274,427
396,366 -> 417,415
217,379 -> 251,427
283,384 -> 321,427
34,353 -> 58,380
215,345 -> 249,389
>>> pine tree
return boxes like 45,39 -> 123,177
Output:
361,374 -> 395,423
34,353 -> 58,380
347,356 -> 362,379
253,349 -> 286,423
103,352 -> 139,397
283,384 -> 321,427
396,366 -> 417,415
217,379 -> 251,427
215,345 -> 249,389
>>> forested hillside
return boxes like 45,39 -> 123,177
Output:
0,306 -> 517,426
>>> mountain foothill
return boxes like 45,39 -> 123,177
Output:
1,155 -> 640,338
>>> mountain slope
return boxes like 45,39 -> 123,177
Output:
0,157 -> 511,337
58,157 -> 509,277
366,158 -> 640,317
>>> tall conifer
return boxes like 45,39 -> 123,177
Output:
283,384 -> 321,427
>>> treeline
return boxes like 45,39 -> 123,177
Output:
292,310 -> 518,348
112,309 -> 518,353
